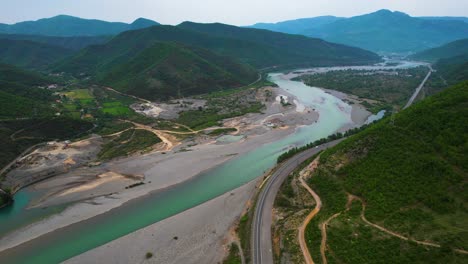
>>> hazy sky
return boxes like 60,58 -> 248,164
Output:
1,0 -> 467,25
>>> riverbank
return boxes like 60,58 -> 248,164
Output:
0,70 -> 369,263
0,85 -> 317,253
66,179 -> 259,264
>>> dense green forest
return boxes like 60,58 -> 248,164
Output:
98,42 -> 258,100
302,82 -> 468,262
0,64 -> 56,118
0,39 -> 73,69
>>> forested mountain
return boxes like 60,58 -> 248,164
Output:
0,33 -> 110,50
249,10 -> 468,53
53,23 -> 380,100
96,42 -> 259,100
410,39 -> 468,63
299,81 -> 468,263
0,15 -> 159,37
0,39 -> 73,69
177,22 -> 379,67
0,64 -> 54,118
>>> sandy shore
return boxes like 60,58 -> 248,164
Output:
65,179 -> 258,264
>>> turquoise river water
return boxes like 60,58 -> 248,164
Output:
0,73 -> 358,263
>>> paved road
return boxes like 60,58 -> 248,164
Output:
251,139 -> 343,264
404,66 -> 433,109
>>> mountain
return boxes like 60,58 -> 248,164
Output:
410,38 -> 468,63
295,81 -> 468,262
0,15 -> 159,37
249,10 -> 468,53
96,42 -> 259,100
54,23 -> 379,100
247,16 -> 343,35
177,22 -> 380,67
0,39 -> 73,69
0,33 -> 110,50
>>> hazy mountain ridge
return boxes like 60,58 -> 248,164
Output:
248,10 -> 468,53
0,15 -> 159,37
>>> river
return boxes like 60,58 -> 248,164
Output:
0,64 -> 415,263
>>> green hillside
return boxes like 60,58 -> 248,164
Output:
177,22 -> 381,67
0,33 -> 110,51
411,39 -> 468,63
0,64 -> 55,118
0,39 -> 73,69
99,42 -> 258,100
302,82 -> 468,262
56,23 -> 380,72
0,15 -> 159,37
53,23 -> 380,100
435,55 -> 468,84
425,54 -> 468,95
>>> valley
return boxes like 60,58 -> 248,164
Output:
0,5 -> 467,264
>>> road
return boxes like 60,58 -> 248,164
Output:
404,66 -> 433,109
251,139 -> 343,264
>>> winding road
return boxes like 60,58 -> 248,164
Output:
251,139 -> 343,264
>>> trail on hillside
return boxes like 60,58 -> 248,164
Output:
298,157 -> 321,264
348,195 -> 468,255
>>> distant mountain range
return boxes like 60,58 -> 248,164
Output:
0,15 -> 159,37
248,10 -> 468,53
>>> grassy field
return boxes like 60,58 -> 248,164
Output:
98,129 -> 161,160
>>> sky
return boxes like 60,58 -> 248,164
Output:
1,0 -> 467,25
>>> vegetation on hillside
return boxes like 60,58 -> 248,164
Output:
98,42 -> 258,101
0,33 -> 110,51
410,38 -> 468,63
0,64 -> 56,118
303,82 -> 468,262
0,39 -> 73,69
425,54 -> 468,95
53,22 -> 380,101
